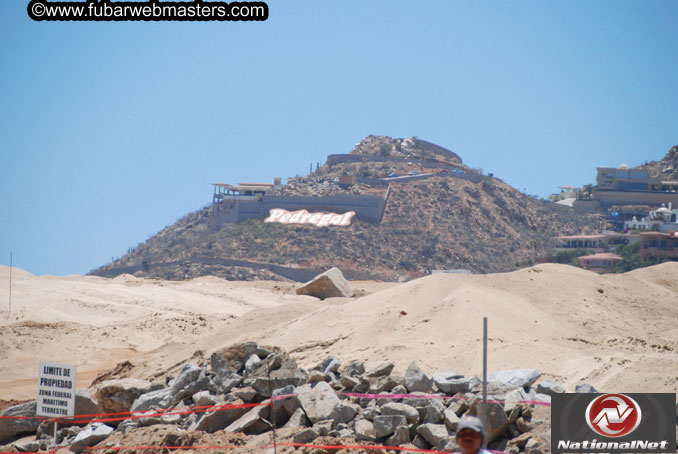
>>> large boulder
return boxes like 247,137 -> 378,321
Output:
0,401 -> 39,444
296,267 -> 354,299
294,382 -> 358,424
94,378 -> 161,414
404,362 -> 432,393
488,369 -> 541,388
187,399 -> 250,433
69,423 -> 113,449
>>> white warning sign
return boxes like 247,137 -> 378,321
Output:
37,361 -> 76,417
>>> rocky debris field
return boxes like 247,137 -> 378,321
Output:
1,341 -> 593,454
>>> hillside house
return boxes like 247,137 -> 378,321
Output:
640,232 -> 678,261
624,203 -> 678,232
577,252 -> 623,271
555,232 -> 637,252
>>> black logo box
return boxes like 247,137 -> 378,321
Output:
552,393 -> 676,454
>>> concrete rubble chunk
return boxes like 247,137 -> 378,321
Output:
381,402 -> 420,424
432,373 -> 477,394
364,362 -> 395,378
369,375 -> 398,393
443,407 -> 460,430
386,424 -> 410,446
354,418 -> 377,441
70,423 -> 114,449
245,369 -> 306,398
224,401 -> 271,435
468,400 -> 509,443
575,383 -> 598,393
187,398 -> 250,433
404,362 -> 432,393
245,354 -> 261,374
192,391 -> 219,407
416,423 -> 450,447
373,414 -> 407,438
504,388 -> 529,413
488,369 -> 541,388
283,408 -> 309,429
295,381 -> 357,424
293,428 -> 319,444
340,375 -> 360,389
94,378 -> 160,414
0,401 -> 39,444
342,360 -> 365,377
536,380 -> 564,395
295,267 -> 354,299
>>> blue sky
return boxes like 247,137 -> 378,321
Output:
1,0 -> 676,276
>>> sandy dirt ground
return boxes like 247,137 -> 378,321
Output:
1,262 -> 677,402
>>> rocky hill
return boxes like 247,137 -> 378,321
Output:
91,136 -> 599,281
637,145 -> 678,180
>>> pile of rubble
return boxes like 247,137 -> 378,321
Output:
1,342 -> 590,453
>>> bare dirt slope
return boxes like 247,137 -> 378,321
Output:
1,263 -> 677,402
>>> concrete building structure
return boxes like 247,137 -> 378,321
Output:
624,203 -> 678,232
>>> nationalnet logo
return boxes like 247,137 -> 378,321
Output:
552,393 -> 676,453
585,393 -> 641,437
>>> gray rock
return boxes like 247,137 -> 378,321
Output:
575,383 -> 598,393
536,380 -> 564,395
504,388 -> 529,413
192,391 -> 219,407
245,369 -> 306,398
354,418 -> 376,441
488,369 -> 541,388
292,428 -> 319,444
187,398 -> 250,433
361,405 -> 381,422
313,419 -> 334,435
416,423 -> 450,447
307,370 -> 328,383
74,390 -> 101,421
339,376 -> 360,389
296,267 -> 354,299
94,378 -> 160,414
271,385 -> 299,425
369,376 -> 398,394
283,408 -> 309,429
342,360 -> 365,377
468,400 -> 509,443
295,381 -> 357,424
245,354 -> 262,374
381,402 -> 419,424
232,387 -> 258,403
373,415 -> 407,438
70,423 -> 114,449
422,399 -> 445,424
404,362 -> 432,393
364,362 -> 394,378
0,401 -> 39,444
433,373 -> 478,394
212,371 -> 243,395
316,357 -> 341,375
12,438 -> 40,452
224,401 -> 271,435
471,380 -> 520,395
130,387 -> 172,412
386,424 -> 410,446
533,393 -> 551,405
443,408 -> 460,430
447,395 -> 469,415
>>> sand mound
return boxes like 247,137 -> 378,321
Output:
0,263 -> 676,400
